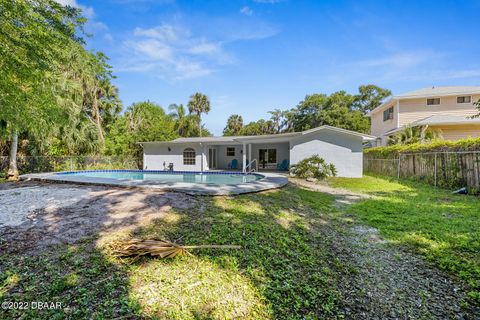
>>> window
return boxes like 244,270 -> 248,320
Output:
183,148 -> 196,165
427,98 -> 440,106
226,147 -> 235,156
457,96 -> 471,104
383,107 -> 394,121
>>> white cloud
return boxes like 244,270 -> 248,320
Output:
104,33 -> 114,42
240,6 -> 253,16
361,51 -> 443,69
55,0 -> 95,19
122,23 -> 224,80
120,18 -> 278,80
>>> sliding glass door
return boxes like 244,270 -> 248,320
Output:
208,148 -> 217,169
258,149 -> 277,169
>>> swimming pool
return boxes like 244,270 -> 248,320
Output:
22,170 -> 288,195
56,170 -> 263,185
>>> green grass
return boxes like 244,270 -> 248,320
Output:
0,187 -> 348,319
329,175 -> 480,302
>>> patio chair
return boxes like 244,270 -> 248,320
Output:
229,159 -> 238,170
277,159 -> 289,171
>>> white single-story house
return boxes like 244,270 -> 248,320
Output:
139,125 -> 375,178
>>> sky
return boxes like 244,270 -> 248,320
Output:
59,0 -> 480,135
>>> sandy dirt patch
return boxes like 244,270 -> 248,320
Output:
0,182 -> 197,253
0,185 -> 92,227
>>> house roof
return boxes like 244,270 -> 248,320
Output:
384,115 -> 480,135
368,86 -> 480,115
138,125 -> 376,145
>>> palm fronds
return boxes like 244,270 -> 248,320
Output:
111,239 -> 241,259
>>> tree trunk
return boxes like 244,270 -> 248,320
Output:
198,113 -> 202,138
93,93 -> 105,144
7,129 -> 19,181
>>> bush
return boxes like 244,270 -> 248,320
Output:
365,136 -> 480,158
290,155 -> 337,180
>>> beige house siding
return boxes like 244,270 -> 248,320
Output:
370,101 -> 397,137
398,94 -> 480,127
434,124 -> 480,141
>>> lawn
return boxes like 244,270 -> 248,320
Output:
0,187 -> 347,319
329,175 -> 480,302
1,178 -> 478,319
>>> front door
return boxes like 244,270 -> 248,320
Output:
258,149 -> 277,169
208,148 -> 217,169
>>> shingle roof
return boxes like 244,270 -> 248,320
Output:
369,86 -> 480,115
396,86 -> 480,99
413,114 -> 480,126
138,125 -> 376,144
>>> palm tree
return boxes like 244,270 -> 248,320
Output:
223,114 -> 243,136
388,126 -> 442,145
187,92 -> 211,137
169,104 -> 196,137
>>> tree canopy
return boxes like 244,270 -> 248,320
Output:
222,85 -> 389,136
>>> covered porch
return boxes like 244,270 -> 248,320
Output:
203,140 -> 290,173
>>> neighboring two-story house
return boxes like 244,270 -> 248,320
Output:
369,86 -> 480,146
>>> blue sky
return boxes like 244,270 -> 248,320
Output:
60,0 -> 480,135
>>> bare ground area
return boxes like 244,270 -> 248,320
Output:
0,181 -> 198,254
0,180 -> 478,318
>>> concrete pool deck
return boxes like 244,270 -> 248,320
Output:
20,171 -> 289,196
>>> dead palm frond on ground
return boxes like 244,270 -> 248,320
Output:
111,239 -> 241,259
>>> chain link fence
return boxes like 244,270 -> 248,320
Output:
364,151 -> 480,193
0,155 -> 140,174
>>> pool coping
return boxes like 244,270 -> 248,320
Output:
19,170 -> 289,196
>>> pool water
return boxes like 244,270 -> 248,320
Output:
57,170 -> 263,185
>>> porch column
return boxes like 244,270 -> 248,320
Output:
248,144 -> 252,169
200,143 -> 204,173
242,142 -> 246,173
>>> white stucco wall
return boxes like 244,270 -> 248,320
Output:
289,130 -> 363,178
215,144 -> 243,169
143,143 -> 208,171
142,130 -> 364,177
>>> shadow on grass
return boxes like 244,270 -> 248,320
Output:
330,175 -> 480,304
0,183 -> 350,319
131,186 -> 346,319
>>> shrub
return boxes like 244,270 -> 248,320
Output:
365,136 -> 480,158
290,155 -> 337,180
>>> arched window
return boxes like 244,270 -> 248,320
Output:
183,148 -> 196,165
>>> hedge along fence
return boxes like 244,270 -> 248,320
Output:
0,155 -> 140,175
364,138 -> 480,193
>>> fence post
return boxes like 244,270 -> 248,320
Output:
397,154 -> 401,179
434,152 -> 437,187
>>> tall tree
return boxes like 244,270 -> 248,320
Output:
80,52 -> 121,147
223,114 -> 244,136
268,109 -> 285,134
168,104 -> 197,137
352,84 -> 392,114
0,0 -> 86,179
187,92 -> 211,137
105,101 -> 177,159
